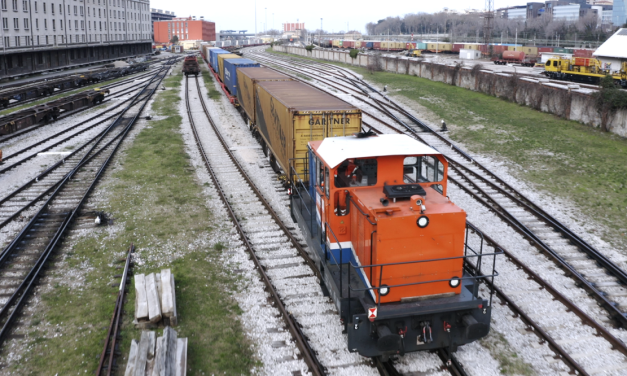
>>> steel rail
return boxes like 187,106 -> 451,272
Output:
96,244 -> 134,376
185,75 -> 324,376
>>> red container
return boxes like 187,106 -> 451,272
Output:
479,44 -> 488,53
344,41 -> 355,48
373,41 -> 381,49
492,45 -> 507,54
406,42 -> 416,49
452,43 -> 464,53
503,50 -> 525,61
538,47 -> 553,53
574,57 -> 594,66
573,49 -> 594,58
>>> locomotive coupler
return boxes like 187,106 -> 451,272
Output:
419,321 -> 433,344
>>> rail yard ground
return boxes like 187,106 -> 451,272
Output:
267,48 -> 627,251
0,63 -> 256,375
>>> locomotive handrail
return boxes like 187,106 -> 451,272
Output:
289,163 -> 316,237
348,196 -> 376,226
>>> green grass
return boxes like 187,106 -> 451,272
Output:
7,65 -> 256,375
267,48 -> 627,247
200,65 -> 222,100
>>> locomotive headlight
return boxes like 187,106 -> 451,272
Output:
417,216 -> 429,228
449,277 -> 461,288
379,285 -> 390,296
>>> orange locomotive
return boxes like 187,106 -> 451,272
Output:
289,133 -> 499,359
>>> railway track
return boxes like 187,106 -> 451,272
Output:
246,49 -> 627,375
0,62 -> 169,345
0,61 -> 177,237
193,59 -> 469,375
0,68 -> 167,173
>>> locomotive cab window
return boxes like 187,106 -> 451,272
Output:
335,158 -> 377,188
403,156 -> 444,192
553,60 -> 558,67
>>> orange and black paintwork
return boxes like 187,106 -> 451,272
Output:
289,134 -> 500,359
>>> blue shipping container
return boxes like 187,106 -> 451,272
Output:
366,42 -> 373,49
223,58 -> 261,96
209,49 -> 229,72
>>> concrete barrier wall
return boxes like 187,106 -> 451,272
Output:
272,46 -> 627,137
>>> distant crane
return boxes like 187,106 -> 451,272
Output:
483,0 -> 494,56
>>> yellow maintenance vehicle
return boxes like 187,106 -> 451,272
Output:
406,49 -> 422,57
544,57 -> 627,87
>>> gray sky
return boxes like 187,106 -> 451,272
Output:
150,0 -> 526,34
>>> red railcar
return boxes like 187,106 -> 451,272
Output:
373,41 -> 381,49
538,47 -> 553,53
573,49 -> 594,58
452,43 -> 464,53
492,50 -> 537,67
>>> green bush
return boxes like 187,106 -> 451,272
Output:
305,44 -> 315,52
594,75 -> 627,131
349,49 -> 360,59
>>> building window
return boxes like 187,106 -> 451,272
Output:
35,18 -> 38,29
1,0 -> 6,10
73,5 -> 76,15
74,20 -> 77,29
22,0 -> 27,11
23,18 -> 28,29
12,0 -> 17,11
80,5 -> 83,15
15,36 -> 20,46
59,4 -> 61,14
34,1 -> 37,11
13,17 -> 18,29
2,18 -> 7,29
37,35 -> 40,45
81,20 -> 84,29
4,36 -> 10,48
47,35 -> 49,44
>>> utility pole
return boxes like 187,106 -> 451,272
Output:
483,0 -> 494,56
515,27 -> 518,50
320,18 -> 322,46
254,0 -> 257,35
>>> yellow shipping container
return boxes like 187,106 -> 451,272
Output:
439,43 -> 452,51
332,39 -> 341,47
464,44 -> 479,50
396,42 -> 405,49
236,67 -> 292,126
217,53 -> 240,82
255,81 -> 362,177
355,41 -> 362,48
523,46 -> 538,56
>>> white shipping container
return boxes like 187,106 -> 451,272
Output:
540,53 -> 572,63
459,49 -> 481,60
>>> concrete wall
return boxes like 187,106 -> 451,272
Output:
272,46 -> 627,138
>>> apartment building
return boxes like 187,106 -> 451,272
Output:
0,0 -> 152,78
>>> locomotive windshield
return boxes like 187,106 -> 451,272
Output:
334,158 -> 378,188
403,156 -> 444,186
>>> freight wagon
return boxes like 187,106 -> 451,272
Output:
0,88 -> 109,135
236,67 -> 293,127
222,59 -> 261,97
182,56 -> 200,76
253,80 -> 361,176
209,49 -> 230,72
492,51 -> 537,67
217,53 -> 242,82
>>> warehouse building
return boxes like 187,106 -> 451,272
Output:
152,17 -> 216,44
0,0 -> 153,79
593,28 -> 627,71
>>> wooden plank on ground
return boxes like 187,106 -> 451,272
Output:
161,269 -> 174,319
145,273 -> 162,323
123,339 -> 138,376
134,274 -> 148,320
175,338 -> 187,376
151,336 -> 164,376
170,273 -> 178,327
164,326 -> 178,376
133,331 -> 152,376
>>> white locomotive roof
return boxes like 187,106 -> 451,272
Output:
316,134 -> 440,168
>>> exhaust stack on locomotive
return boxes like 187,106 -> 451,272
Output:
289,133 -> 500,359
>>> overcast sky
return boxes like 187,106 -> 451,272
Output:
149,0 -> 527,34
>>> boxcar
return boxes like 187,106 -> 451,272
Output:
237,67 -> 293,127
254,80 -> 361,176
209,49 -> 229,72
217,53 -> 241,82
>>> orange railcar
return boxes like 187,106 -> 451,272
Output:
289,133 -> 499,358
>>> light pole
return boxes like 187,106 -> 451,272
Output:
320,18 -> 322,46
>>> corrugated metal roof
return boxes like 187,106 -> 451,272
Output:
315,134 -> 440,169
257,81 -> 358,112
593,28 -> 627,59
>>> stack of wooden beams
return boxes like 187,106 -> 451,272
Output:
134,269 -> 177,328
123,326 -> 187,376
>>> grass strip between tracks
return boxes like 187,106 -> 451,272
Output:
6,64 -> 256,375
266,48 -> 627,249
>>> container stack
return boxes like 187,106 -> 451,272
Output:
124,327 -> 187,376
134,269 -> 177,328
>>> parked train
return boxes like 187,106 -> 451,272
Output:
544,57 -> 627,87
0,62 -> 148,108
319,39 -> 596,60
199,47 -> 500,359
182,56 -> 200,76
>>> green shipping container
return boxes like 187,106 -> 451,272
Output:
415,42 -> 427,50
553,48 -> 568,53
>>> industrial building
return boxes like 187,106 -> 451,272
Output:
593,27 -> 627,71
153,17 -> 216,44
0,0 -> 153,79
499,0 -> 619,26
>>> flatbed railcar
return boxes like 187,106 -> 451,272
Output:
0,88 -> 109,136
0,62 -> 148,108
289,133 -> 500,359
